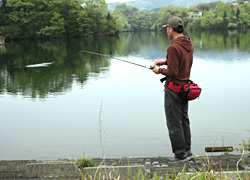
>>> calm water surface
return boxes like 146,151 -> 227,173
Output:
0,30 -> 250,160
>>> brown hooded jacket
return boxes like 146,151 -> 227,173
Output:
159,36 -> 193,91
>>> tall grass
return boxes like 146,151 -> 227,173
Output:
80,168 -> 250,180
78,156 -> 250,180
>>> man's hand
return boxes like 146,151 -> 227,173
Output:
153,60 -> 167,66
153,66 -> 160,74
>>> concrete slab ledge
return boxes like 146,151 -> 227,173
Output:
0,161 -> 81,180
25,162 -> 81,180
82,165 -> 146,180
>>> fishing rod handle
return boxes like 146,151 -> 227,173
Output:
147,65 -> 154,70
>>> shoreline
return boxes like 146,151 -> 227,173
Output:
1,154 -> 249,179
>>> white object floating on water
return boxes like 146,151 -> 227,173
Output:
26,62 -> 54,68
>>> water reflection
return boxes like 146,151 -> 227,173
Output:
0,30 -> 250,99
189,29 -> 250,52
0,38 -> 114,98
188,30 -> 250,62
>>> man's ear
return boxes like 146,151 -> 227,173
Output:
169,27 -> 173,33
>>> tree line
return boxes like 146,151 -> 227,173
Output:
0,0 -> 118,39
188,2 -> 250,30
114,1 -> 250,31
0,0 -> 250,39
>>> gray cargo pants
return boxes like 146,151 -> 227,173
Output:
164,90 -> 191,158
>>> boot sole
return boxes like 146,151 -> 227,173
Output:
168,156 -> 193,163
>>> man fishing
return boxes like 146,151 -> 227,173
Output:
152,16 -> 194,163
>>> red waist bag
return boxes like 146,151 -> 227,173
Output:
167,80 -> 202,101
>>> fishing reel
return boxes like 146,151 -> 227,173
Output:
147,65 -> 154,70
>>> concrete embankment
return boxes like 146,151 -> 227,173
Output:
0,155 -> 249,179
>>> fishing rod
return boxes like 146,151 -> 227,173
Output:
82,50 -> 154,70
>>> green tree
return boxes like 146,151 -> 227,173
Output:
83,0 -> 116,36
1,0 -> 117,39
152,6 -> 188,30
130,12 -> 153,31
189,18 -> 201,30
237,3 -> 250,28
111,13 -> 124,31
214,3 -> 232,29
196,2 -> 219,11
0,0 -> 11,25
201,11 -> 215,29
6,0 -> 38,38
37,12 -> 65,37
238,12 -> 250,28
236,8 -> 240,19
2,0 -> 250,38
112,3 -> 139,31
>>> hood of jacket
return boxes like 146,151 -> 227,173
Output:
172,36 -> 193,52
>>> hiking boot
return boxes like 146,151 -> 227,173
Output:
168,153 -> 192,163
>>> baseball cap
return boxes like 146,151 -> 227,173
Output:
162,16 -> 184,29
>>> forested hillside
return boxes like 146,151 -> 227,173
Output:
0,0 -> 250,39
0,0 -> 118,39
112,2 -> 250,31
112,3 -> 159,31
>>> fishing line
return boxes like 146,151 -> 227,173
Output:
81,50 -> 154,70
19,49 -> 154,70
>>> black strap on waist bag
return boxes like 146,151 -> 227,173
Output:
160,77 -> 167,83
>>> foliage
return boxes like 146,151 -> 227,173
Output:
74,157 -> 96,169
234,138 -> 250,152
112,3 -> 158,32
196,2 -> 220,11
240,138 -> 250,151
111,1 -> 250,31
189,2 -> 250,30
1,0 -> 250,38
0,0 -> 118,39
188,18 -> 201,30
152,6 -> 188,30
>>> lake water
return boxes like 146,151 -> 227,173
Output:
0,30 -> 250,160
